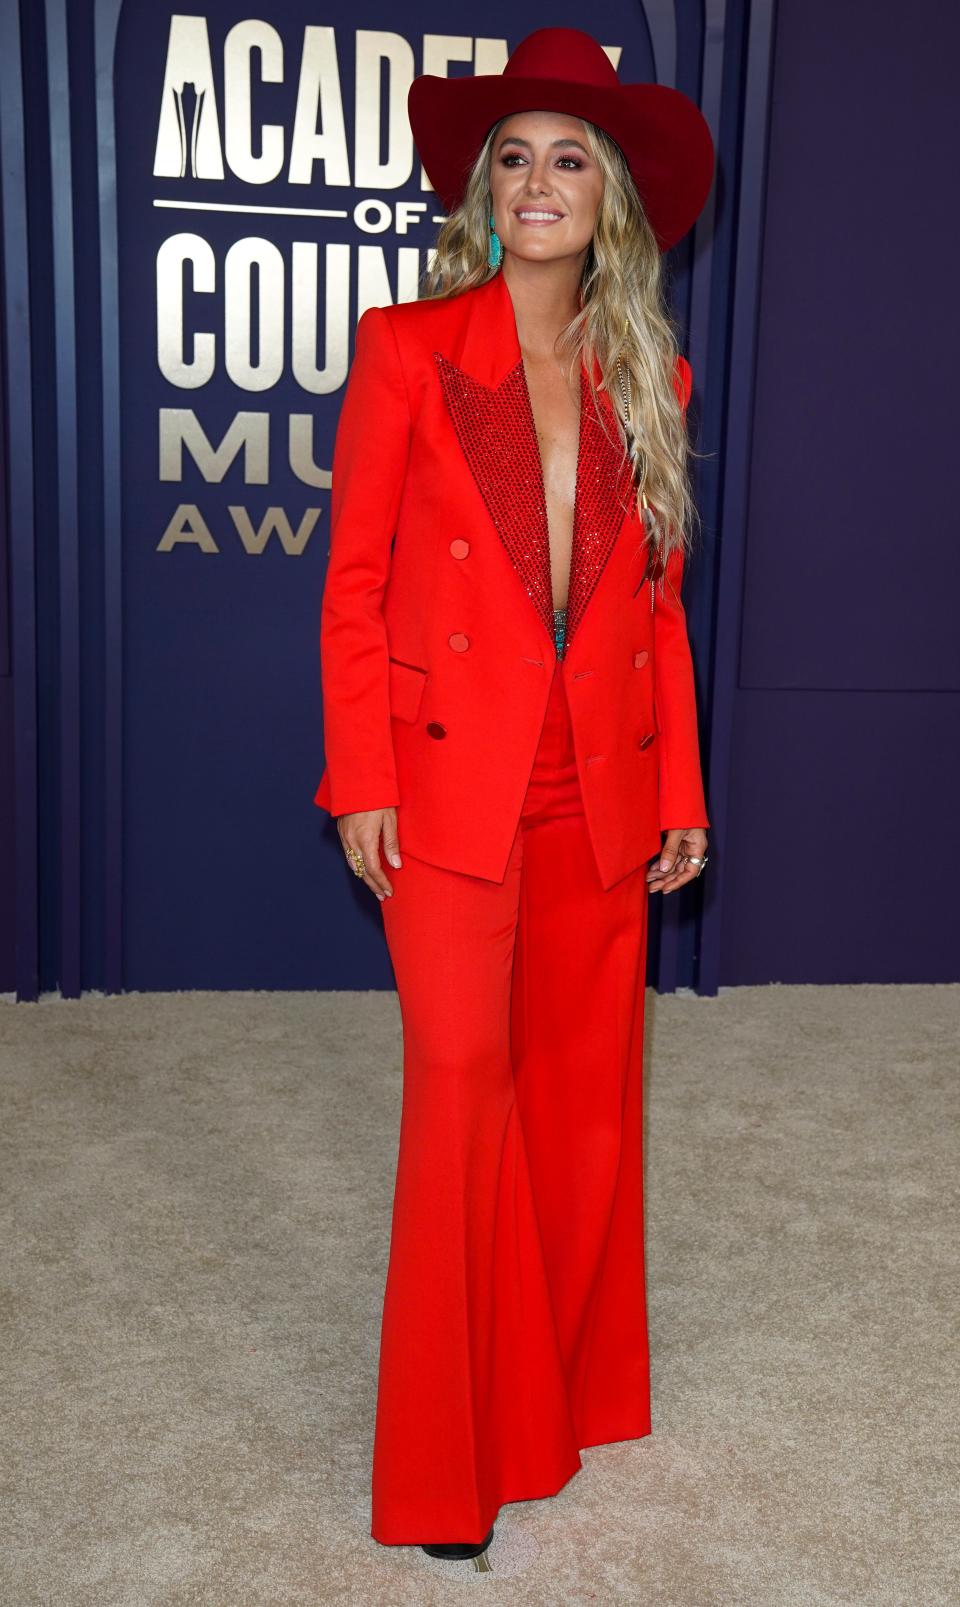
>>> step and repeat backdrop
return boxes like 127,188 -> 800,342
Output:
6,0 -> 953,998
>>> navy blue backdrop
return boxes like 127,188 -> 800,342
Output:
1,1 -> 957,999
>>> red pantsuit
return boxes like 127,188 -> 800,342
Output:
312,270 -> 710,1544
373,658 -> 651,1542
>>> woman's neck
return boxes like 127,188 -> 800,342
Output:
501,253 -> 584,361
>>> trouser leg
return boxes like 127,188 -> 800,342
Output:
373,823 -> 580,1544
510,674 -> 652,1445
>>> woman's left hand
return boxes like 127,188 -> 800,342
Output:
646,828 -> 708,895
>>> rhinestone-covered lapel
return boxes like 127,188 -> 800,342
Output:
434,353 -> 552,637
434,348 -> 637,650
567,369 -> 639,644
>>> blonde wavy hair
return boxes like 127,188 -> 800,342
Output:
420,115 -> 706,586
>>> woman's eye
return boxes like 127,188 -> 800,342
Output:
499,151 -> 584,170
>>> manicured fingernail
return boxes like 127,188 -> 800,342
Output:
659,858 -> 672,871
389,854 -> 402,867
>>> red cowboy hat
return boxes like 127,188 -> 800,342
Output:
408,27 -> 715,253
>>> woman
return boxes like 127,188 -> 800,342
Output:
313,27 -> 714,1563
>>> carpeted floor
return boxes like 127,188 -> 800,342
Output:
1,984 -> 957,1606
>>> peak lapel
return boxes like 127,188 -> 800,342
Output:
434,274 -> 553,639
566,366 -> 638,647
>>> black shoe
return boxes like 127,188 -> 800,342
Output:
421,1523 -> 495,1560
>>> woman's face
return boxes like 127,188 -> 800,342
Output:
489,110 -> 605,267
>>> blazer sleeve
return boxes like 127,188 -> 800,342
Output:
313,306 -> 411,817
653,354 -> 710,830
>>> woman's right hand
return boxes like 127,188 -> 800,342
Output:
336,808 -> 402,901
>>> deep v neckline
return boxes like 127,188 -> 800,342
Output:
515,351 -> 586,615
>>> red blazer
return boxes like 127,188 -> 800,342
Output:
313,270 -> 710,891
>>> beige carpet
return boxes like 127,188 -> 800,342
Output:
1,984 -> 957,1606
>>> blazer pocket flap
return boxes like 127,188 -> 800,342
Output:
388,657 -> 428,723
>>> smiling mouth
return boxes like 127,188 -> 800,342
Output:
514,209 -> 565,224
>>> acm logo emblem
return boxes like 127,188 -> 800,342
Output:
148,16 -> 530,560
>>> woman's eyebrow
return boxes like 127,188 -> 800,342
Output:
496,136 -> 591,154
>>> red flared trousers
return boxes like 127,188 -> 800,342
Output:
374,656 -> 652,1544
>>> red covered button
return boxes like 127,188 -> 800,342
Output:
634,650 -> 649,668
637,731 -> 656,750
449,539 -> 470,559
448,632 -> 470,652
426,722 -> 447,739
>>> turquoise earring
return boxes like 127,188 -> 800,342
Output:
488,208 -> 502,269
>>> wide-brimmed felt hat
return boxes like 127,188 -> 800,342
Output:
408,26 -> 715,253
